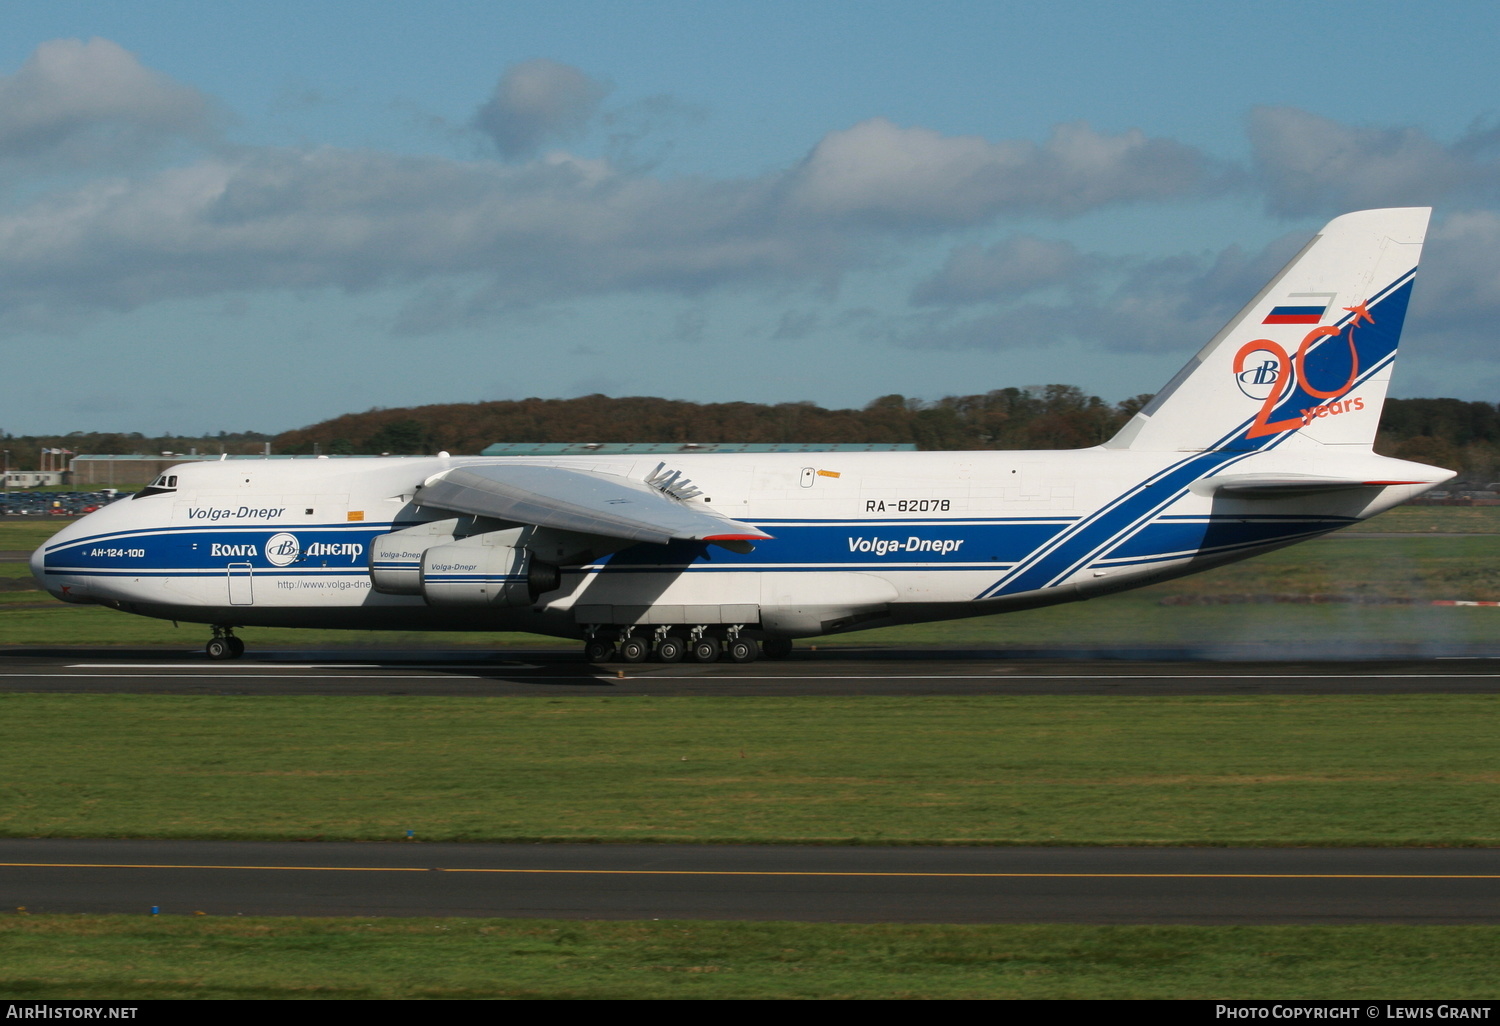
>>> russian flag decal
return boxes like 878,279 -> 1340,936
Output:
1263,293 -> 1335,325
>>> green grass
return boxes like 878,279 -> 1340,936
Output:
0,520 -> 72,552
1148,535 -> 1500,601
1343,504 -> 1500,534
1,918 -> 1495,999
0,598 -> 561,647
2,694 -> 1495,845
8,586 -> 1500,651
827,590 -> 1500,650
0,561 -> 34,581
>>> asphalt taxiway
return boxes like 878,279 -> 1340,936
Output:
4,839 -> 1498,924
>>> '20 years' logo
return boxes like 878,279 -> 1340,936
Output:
1233,302 -> 1372,439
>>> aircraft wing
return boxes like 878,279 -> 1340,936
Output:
1194,473 -> 1427,497
416,464 -> 772,546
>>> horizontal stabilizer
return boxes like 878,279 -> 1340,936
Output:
417,464 -> 772,547
1192,473 -> 1426,497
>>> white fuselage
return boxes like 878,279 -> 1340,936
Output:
33,447 -> 1445,640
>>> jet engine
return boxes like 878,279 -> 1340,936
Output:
369,520 -> 559,606
419,531 -> 559,606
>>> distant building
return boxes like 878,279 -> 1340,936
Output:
2,471 -> 67,487
67,454 -> 377,486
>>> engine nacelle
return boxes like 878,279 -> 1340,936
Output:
369,518 -> 470,595
419,531 -> 558,607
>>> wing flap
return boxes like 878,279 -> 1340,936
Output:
417,464 -> 772,546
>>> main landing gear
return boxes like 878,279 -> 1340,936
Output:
205,625 -> 245,661
583,625 -> 793,664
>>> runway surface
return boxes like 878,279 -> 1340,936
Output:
4,646 -> 1500,694
5,839 -> 1498,924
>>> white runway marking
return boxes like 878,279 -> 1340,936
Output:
70,663 -> 384,669
6,673 -> 485,680
65,662 -> 544,671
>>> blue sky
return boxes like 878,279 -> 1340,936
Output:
4,0 -> 1500,436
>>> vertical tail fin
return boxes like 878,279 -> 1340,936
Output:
1106,207 -> 1430,453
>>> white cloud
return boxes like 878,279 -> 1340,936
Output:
1405,209 -> 1500,357
0,145 -> 825,327
0,38 -> 215,172
786,117 -> 1228,226
893,233 -> 1307,356
0,116 -> 1229,332
19,43 -> 1497,365
473,59 -> 610,160
1250,106 -> 1500,217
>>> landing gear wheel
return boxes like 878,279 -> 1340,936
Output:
205,638 -> 240,661
690,635 -> 722,663
761,637 -> 793,660
584,638 -> 614,663
228,637 -> 246,659
654,635 -> 685,663
726,637 -> 759,663
618,637 -> 650,663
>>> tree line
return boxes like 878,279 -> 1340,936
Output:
271,386 -> 1154,457
8,392 -> 1500,487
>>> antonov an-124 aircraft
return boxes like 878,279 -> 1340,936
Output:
33,208 -> 1451,662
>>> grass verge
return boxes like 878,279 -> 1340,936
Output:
2,694 -> 1495,845
7,587 -> 1500,651
2,917 -> 1496,999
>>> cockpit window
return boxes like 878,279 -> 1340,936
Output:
132,473 -> 180,499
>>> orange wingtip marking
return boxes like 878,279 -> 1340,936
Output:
705,533 -> 772,541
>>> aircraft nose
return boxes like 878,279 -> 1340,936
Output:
31,516 -> 94,603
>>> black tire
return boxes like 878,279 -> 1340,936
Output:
654,635 -> 685,663
205,638 -> 236,660
228,637 -> 246,658
690,635 -> 721,663
619,637 -> 650,663
726,637 -> 758,663
584,639 -> 614,663
761,637 -> 793,660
